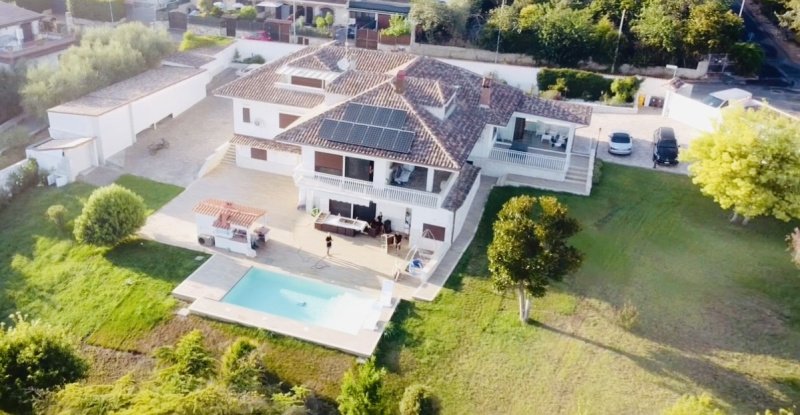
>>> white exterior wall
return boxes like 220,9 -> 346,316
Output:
48,112 -> 95,139
130,72 -> 207,133
663,91 -> 718,132
233,99 -> 311,139
234,39 -> 305,63
452,171 -> 480,241
235,144 -> 299,176
96,106 -> 134,160
27,142 -> 96,182
196,214 -> 216,236
439,58 -> 539,93
468,125 -> 497,160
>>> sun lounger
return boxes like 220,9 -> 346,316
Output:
362,302 -> 382,331
379,280 -> 394,307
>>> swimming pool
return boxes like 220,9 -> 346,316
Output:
222,267 -> 375,335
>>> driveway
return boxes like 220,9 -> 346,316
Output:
581,109 -> 702,175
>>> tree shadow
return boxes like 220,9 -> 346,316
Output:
104,239 -> 206,284
530,320 -> 794,411
375,300 -> 420,374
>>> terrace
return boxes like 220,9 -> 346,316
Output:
0,33 -> 75,66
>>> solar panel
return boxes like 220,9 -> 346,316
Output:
387,110 -> 407,129
319,119 -> 337,139
377,129 -> 398,151
394,131 -> 414,153
372,107 -> 391,127
357,105 -> 377,125
342,104 -> 362,122
349,124 -> 368,146
332,121 -> 353,142
365,126 -> 383,147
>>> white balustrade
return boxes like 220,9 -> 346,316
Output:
296,170 -> 440,208
489,147 -> 567,171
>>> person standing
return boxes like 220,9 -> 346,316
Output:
325,233 -> 332,256
395,232 -> 403,251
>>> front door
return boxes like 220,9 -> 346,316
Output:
512,117 -> 526,142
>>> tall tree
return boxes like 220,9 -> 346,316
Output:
683,106 -> 800,224
778,0 -> 800,32
488,195 -> 583,322
631,1 -> 683,59
684,0 -> 743,57
518,3 -> 598,66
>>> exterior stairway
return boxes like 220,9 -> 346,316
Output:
501,153 -> 594,196
220,144 -> 236,166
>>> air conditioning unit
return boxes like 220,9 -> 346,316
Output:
197,234 -> 214,246
254,118 -> 264,127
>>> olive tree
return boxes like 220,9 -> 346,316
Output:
73,184 -> 147,246
488,195 -> 583,322
683,106 -> 800,224
0,313 -> 87,413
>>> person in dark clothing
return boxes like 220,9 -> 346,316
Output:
395,233 -> 403,251
325,233 -> 332,256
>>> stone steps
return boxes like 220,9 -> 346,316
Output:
221,144 -> 236,165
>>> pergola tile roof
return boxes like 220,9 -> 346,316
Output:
194,199 -> 266,229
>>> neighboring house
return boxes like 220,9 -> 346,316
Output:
215,44 -> 592,253
28,66 -> 207,182
162,43 -> 237,82
0,2 -> 75,68
663,81 -> 759,132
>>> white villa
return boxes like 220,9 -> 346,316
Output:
215,43 -> 593,253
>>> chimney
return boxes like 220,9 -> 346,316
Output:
393,70 -> 407,94
479,76 -> 492,109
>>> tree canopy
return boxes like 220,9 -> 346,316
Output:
73,184 -> 147,246
683,106 -> 800,223
337,357 -> 386,415
488,195 -> 583,322
21,22 -> 173,116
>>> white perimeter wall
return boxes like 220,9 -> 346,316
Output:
234,39 -> 306,63
96,106 -> 134,160
439,58 -> 539,93
131,72 -> 207,133
235,145 -> 299,176
663,91 -> 718,132
233,99 -> 311,139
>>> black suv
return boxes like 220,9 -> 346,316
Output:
652,127 -> 679,167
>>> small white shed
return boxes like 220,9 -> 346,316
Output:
46,66 -> 208,167
26,136 -> 96,184
194,199 -> 270,258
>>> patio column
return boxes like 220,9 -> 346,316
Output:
425,168 -> 434,192
564,127 -> 576,177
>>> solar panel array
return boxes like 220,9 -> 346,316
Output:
320,104 -> 414,154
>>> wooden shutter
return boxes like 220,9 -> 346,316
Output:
279,113 -> 300,128
242,107 -> 251,123
314,152 -> 343,175
250,147 -> 267,160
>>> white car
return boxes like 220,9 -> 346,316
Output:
235,64 -> 263,77
608,131 -> 633,156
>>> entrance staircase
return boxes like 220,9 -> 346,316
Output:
501,152 -> 595,196
220,144 -> 236,166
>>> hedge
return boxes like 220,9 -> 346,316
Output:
15,0 -> 52,12
537,68 -> 613,101
67,0 -> 126,22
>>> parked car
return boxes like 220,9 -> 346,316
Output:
607,131 -> 633,155
236,64 -> 263,77
246,31 -> 271,41
652,127 -> 679,167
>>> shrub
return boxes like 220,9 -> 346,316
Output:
729,42 -> 765,77
539,89 -> 561,100
73,184 -> 147,246
0,67 -> 23,124
67,0 -> 126,22
179,31 -> 233,51
336,358 -> 386,415
272,385 -> 311,413
210,6 -> 223,17
46,204 -> 68,230
592,158 -> 603,185
241,55 -> 265,64
6,159 -> 39,197
662,393 -> 725,415
399,384 -> 437,415
381,15 -> 411,37
153,330 -> 216,394
238,5 -> 256,20
0,127 -> 29,152
616,300 -> 639,331
609,76 -> 641,103
220,338 -> 262,392
537,68 -> 612,101
0,313 -> 88,413
15,0 -> 51,12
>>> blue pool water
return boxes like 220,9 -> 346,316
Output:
222,267 -> 374,334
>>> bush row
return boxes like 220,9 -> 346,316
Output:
67,0 -> 126,22
0,159 -> 40,212
15,0 -> 52,12
537,68 -> 613,101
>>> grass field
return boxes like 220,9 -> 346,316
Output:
380,164 -> 800,414
0,176 -> 203,351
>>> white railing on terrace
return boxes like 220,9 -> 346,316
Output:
297,170 -> 441,209
489,147 -> 567,171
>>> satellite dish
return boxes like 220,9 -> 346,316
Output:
337,58 -> 350,71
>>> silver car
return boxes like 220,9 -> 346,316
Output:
608,131 -> 633,155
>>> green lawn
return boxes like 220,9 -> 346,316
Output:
379,164 -> 800,414
0,176 -> 203,351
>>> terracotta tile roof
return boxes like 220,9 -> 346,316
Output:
442,164 -> 481,211
287,46 -> 415,73
403,78 -> 455,107
0,2 -> 41,28
326,71 -> 391,96
231,134 -> 301,154
214,47 -> 326,108
194,199 -> 266,229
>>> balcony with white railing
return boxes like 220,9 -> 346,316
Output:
295,169 -> 442,209
489,146 -> 567,171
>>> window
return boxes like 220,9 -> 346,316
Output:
314,152 -> 343,175
422,223 -> 446,241
344,157 -> 373,182
250,147 -> 267,160
242,107 -> 251,123
279,113 -> 300,129
290,76 -> 323,88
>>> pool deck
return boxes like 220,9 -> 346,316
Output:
173,254 -> 397,357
